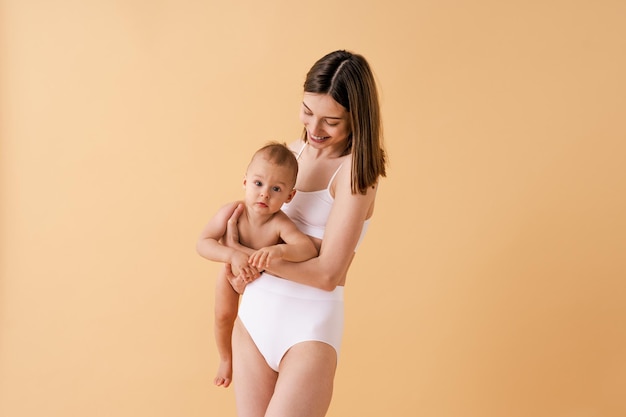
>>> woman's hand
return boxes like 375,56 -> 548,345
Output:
224,264 -> 248,294
226,266 -> 261,294
222,204 -> 261,293
230,251 -> 259,281
224,203 -> 244,248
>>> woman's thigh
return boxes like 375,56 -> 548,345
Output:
232,319 -> 277,417
265,341 -> 337,417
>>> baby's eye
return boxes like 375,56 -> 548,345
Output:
272,186 -> 281,192
254,180 -> 262,186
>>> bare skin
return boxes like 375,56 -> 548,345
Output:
224,94 -> 378,415
197,154 -> 317,388
213,265 -> 239,387
232,319 -> 336,417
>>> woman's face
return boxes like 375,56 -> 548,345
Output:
299,93 -> 351,151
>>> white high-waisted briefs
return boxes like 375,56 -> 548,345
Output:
238,273 -> 344,372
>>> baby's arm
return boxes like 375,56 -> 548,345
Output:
248,212 -> 317,269
257,156 -> 377,290
196,201 -> 258,279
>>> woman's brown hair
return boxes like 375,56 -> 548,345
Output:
302,50 -> 387,194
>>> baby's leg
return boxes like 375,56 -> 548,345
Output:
214,264 -> 240,387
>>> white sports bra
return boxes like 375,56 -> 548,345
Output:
281,143 -> 370,251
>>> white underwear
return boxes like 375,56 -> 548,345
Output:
238,273 -> 344,372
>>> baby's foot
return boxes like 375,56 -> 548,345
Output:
214,359 -> 232,388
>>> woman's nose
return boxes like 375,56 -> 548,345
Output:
308,118 -> 321,135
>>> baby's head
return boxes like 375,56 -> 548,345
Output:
243,142 -> 299,213
248,142 -> 298,189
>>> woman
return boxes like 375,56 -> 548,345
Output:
225,50 -> 387,417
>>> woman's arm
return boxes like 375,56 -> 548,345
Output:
222,203 -> 256,256
227,161 -> 377,291
196,201 -> 257,279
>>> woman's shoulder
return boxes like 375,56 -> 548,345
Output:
287,139 -> 305,153
335,154 -> 378,199
336,153 -> 352,177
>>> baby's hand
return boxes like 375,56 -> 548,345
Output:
248,246 -> 283,269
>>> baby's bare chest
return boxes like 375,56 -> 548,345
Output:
238,221 -> 282,249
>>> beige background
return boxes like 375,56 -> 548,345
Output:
1,1 -> 625,416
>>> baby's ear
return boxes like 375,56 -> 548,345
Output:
242,176 -> 247,188
285,189 -> 297,203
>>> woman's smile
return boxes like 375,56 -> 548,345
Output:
308,132 -> 330,142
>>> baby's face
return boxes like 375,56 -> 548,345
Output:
243,157 -> 295,215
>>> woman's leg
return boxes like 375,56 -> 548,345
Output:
232,319 -> 278,417
265,342 -> 337,417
